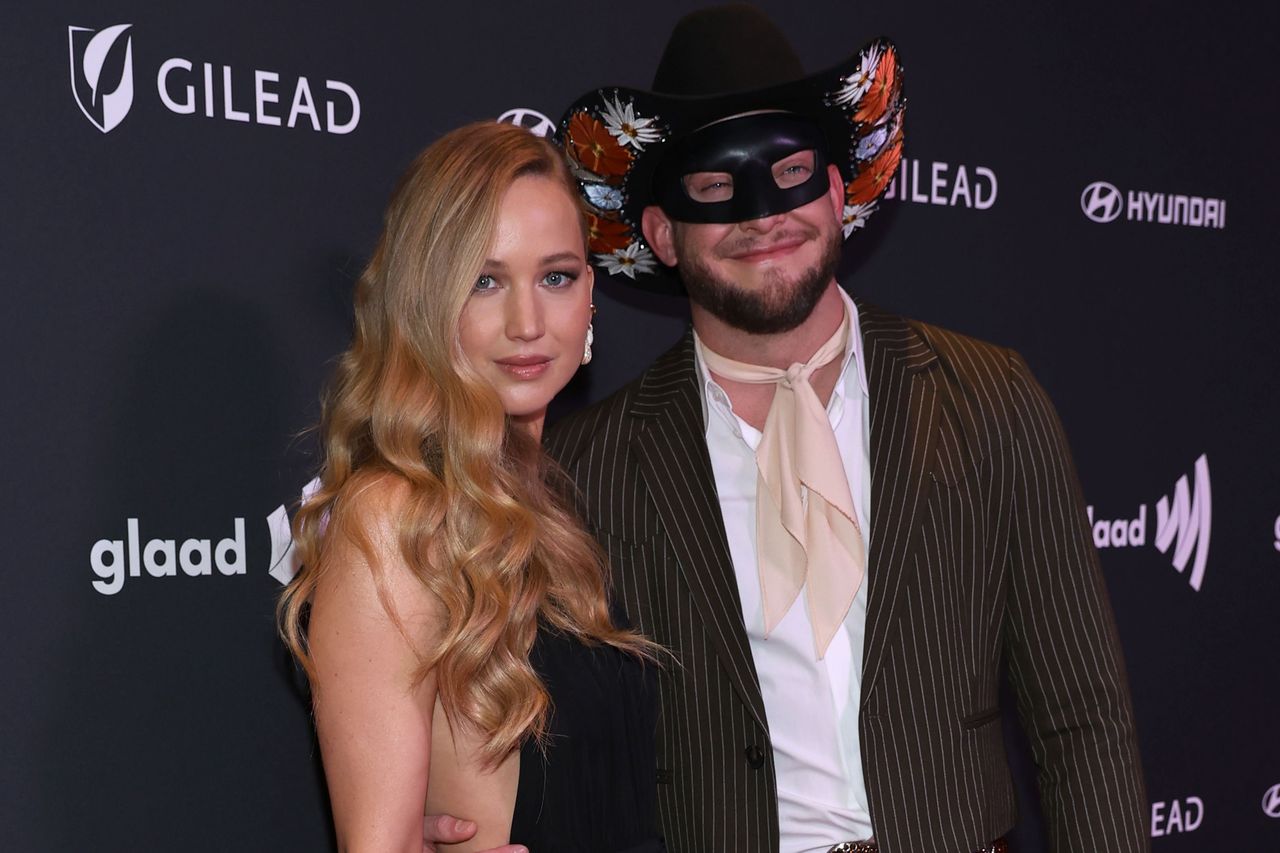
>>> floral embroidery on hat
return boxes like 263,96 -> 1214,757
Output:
845,122 -> 903,206
853,45 -> 899,125
582,181 -> 625,212
561,92 -> 668,279
601,94 -> 664,151
595,242 -> 658,280
854,123 -> 889,161
586,212 -> 632,255
566,111 -> 633,178
842,201 -> 878,238
825,39 -> 904,223
832,43 -> 882,107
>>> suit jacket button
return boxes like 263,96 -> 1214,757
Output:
744,744 -> 766,769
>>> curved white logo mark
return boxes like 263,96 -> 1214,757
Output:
1264,784 -> 1280,819
498,107 -> 556,138
267,476 -> 322,585
69,24 -> 134,133
1154,454 -> 1211,591
1081,181 -> 1123,223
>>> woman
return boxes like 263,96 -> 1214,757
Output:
279,122 -> 662,853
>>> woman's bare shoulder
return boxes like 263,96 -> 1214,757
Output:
312,471 -> 442,640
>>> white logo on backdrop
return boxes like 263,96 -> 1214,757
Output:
1273,514 -> 1279,554
1087,454 -> 1211,591
1081,181 -> 1123,223
267,477 -> 322,585
68,24 -> 135,133
90,518 -> 247,595
1153,454 -> 1211,591
68,23 -> 360,135
497,108 -> 556,138
883,157 -> 997,210
90,475 -> 323,594
1081,179 -> 1225,229
1150,796 -> 1204,836
1263,784 -> 1280,819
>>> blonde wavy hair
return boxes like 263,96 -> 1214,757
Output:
279,121 -> 654,766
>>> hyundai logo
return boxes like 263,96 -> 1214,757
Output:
1264,783 -> 1280,819
497,107 -> 556,138
1081,181 -> 1123,223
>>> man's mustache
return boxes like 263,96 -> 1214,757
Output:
719,227 -> 817,258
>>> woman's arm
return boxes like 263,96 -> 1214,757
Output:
308,479 -> 443,853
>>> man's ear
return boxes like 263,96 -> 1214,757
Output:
825,163 -> 845,221
641,205 -> 678,267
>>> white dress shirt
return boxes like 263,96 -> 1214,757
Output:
694,289 -> 874,849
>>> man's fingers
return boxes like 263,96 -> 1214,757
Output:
421,814 -> 527,852
422,814 -> 476,843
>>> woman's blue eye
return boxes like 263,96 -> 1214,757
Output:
543,270 -> 578,287
474,274 -> 497,292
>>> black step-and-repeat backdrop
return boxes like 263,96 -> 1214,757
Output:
4,2 -> 1277,850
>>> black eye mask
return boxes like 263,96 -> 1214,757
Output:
652,112 -> 831,224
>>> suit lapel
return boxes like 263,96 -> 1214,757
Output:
631,333 -> 769,733
856,299 -> 942,700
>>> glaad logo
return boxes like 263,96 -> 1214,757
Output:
1081,181 -> 1123,223
1153,454 -> 1211,591
69,24 -> 135,133
884,157 -> 997,210
1081,179 -> 1225,229
1263,783 -> 1280,819
497,108 -> 556,138
267,477 -> 322,585
90,518 -> 246,595
68,24 -> 361,135
1086,454 -> 1211,591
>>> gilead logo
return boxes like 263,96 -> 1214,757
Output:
69,23 -> 360,135
1150,797 -> 1204,836
68,24 -> 135,133
157,59 -> 359,134
90,518 -> 246,595
883,157 -> 997,210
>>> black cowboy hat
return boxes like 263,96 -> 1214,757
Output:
555,3 -> 904,289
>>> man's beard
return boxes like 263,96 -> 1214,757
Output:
676,224 -> 842,335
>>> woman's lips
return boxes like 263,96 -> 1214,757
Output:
495,355 -> 552,379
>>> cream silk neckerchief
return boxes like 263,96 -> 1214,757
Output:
696,309 -> 866,660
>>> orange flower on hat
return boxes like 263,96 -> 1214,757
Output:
846,128 -> 902,206
853,46 -> 899,125
586,213 -> 632,255
567,111 -> 633,178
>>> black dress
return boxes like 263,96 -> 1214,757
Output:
508,622 -> 664,853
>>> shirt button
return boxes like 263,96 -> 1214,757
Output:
744,744 -> 766,769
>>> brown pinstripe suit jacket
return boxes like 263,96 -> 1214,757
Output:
545,298 -> 1148,853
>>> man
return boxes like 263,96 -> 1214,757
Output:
431,5 -> 1147,852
